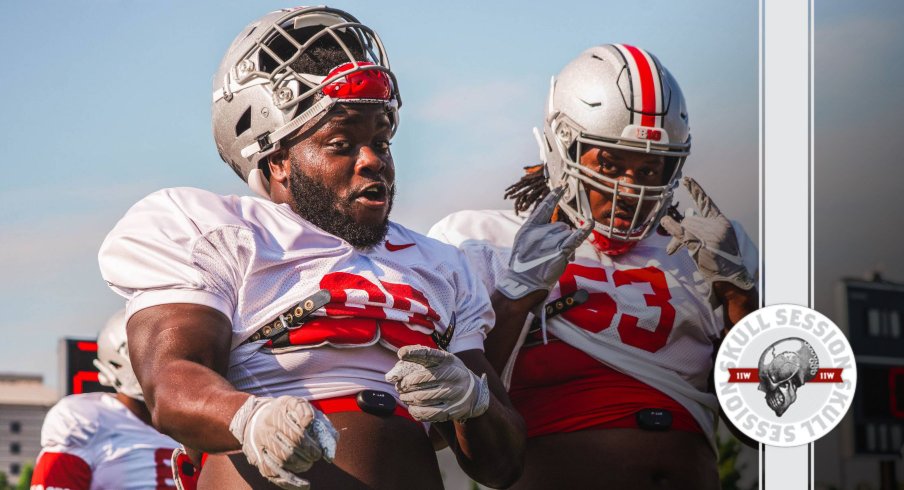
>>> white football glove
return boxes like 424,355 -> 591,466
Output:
229,395 -> 339,490
385,345 -> 490,423
497,186 -> 593,300
659,177 -> 755,291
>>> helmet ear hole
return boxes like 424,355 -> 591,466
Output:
235,108 -> 252,137
259,156 -> 272,180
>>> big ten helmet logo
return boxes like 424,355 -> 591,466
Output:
714,304 -> 857,447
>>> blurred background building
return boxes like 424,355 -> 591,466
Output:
0,374 -> 56,482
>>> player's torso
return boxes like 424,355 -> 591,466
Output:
522,238 -> 719,389
89,433 -> 177,490
215,201 -> 463,399
66,394 -> 178,490
228,226 -> 457,346
432,209 -> 719,390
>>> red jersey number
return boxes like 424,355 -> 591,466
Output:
558,265 -> 675,353
155,448 -> 177,489
280,272 -> 442,349
319,272 -> 440,327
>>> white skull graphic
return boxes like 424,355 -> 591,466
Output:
757,338 -> 819,417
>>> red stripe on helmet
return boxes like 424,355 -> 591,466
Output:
623,45 -> 658,128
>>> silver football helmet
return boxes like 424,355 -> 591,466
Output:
212,6 -> 400,198
537,44 -> 691,244
93,309 -> 144,401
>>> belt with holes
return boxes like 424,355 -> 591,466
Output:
528,288 -> 589,334
241,289 -> 332,346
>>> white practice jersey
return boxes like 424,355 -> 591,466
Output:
429,209 -> 758,444
99,187 -> 493,401
31,393 -> 178,490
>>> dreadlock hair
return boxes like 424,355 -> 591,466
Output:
504,162 -> 682,233
504,164 -> 551,215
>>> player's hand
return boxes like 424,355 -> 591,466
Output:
385,345 -> 490,423
496,186 -> 593,300
660,177 -> 755,291
228,395 -> 339,490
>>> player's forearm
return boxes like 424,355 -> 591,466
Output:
147,359 -> 249,452
448,394 -> 526,488
439,350 -> 526,488
714,282 -> 759,329
485,290 -> 546,374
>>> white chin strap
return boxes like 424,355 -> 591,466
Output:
247,168 -> 271,199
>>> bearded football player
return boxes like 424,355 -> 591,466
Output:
31,310 -> 180,489
429,44 -> 758,489
98,7 -> 524,489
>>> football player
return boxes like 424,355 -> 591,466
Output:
98,7 -> 524,490
31,310 -> 180,490
429,44 -> 758,489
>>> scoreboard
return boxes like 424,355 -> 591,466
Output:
840,278 -> 904,456
58,338 -> 115,396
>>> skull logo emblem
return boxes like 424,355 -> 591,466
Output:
757,338 -> 819,417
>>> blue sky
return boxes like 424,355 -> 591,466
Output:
814,0 -> 904,318
1,0 -> 757,389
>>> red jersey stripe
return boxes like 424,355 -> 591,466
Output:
32,451 -> 92,489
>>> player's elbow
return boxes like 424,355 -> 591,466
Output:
466,435 -> 526,488
147,390 -> 179,437
491,462 -> 525,489
145,380 -> 193,440
476,410 -> 527,488
471,454 -> 524,489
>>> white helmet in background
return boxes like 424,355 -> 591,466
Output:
93,309 -> 144,401
212,6 -> 400,198
538,44 -> 690,250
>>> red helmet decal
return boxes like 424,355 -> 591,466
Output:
636,127 -> 662,141
322,62 -> 392,100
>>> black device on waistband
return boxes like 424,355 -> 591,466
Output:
635,408 -> 673,431
356,389 -> 397,417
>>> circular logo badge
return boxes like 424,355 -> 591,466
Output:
714,304 -> 857,447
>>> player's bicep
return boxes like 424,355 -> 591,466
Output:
127,303 -> 233,405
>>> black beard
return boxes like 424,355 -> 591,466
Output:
288,165 -> 393,249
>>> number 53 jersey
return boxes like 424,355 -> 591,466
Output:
429,209 -> 758,443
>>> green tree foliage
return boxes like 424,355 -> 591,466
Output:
718,432 -> 757,490
15,463 -> 33,490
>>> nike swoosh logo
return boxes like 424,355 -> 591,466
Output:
385,241 -> 416,252
705,246 -> 745,266
511,251 -> 561,273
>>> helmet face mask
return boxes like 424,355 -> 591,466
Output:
212,7 -> 400,198
540,44 -> 691,249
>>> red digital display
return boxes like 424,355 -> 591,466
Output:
63,339 -> 114,396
